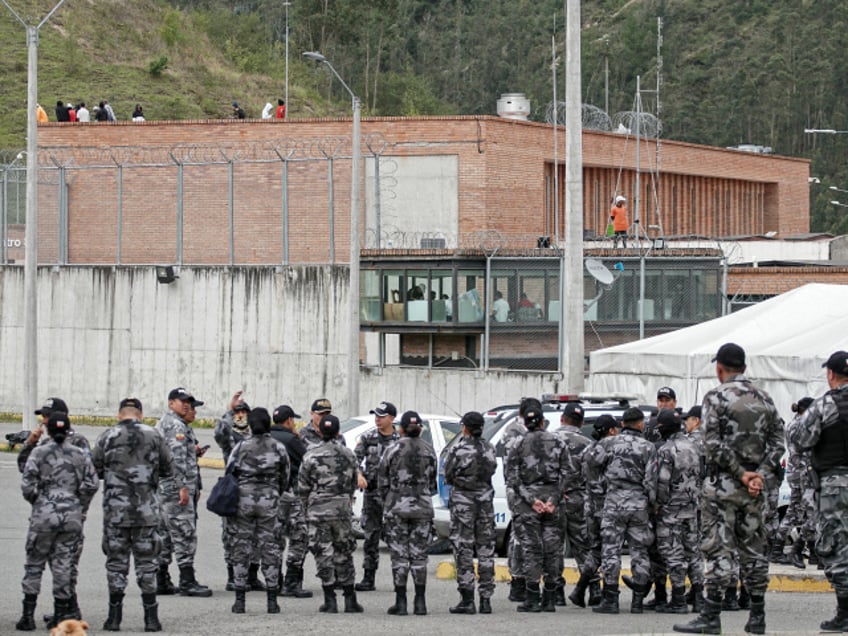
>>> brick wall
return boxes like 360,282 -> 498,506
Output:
728,266 -> 848,295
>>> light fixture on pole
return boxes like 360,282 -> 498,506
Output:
829,186 -> 848,195
830,200 -> 848,209
303,51 -> 361,417
805,128 -> 848,134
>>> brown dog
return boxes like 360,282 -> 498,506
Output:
49,618 -> 89,636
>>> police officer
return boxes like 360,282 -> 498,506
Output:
269,404 -> 313,598
593,407 -> 657,615
653,408 -> 702,614
92,397 -> 173,632
379,410 -> 438,616
228,407 -> 290,614
501,400 -> 533,603
297,414 -> 363,614
302,398 -> 333,450
155,387 -> 212,597
444,410 -> 497,615
18,397 -> 91,623
354,401 -> 400,592
17,412 -> 99,631
552,402 -> 592,607
674,343 -> 784,635
789,350 -> 848,631
506,398 -> 568,613
576,414 -> 621,608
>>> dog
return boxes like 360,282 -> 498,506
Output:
49,618 -> 89,636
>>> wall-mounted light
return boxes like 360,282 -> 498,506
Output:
537,236 -> 551,248
652,238 -> 666,250
156,265 -> 179,284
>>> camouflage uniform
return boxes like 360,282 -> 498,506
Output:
553,423 -> 593,574
582,441 -> 607,578
354,426 -> 399,573
20,439 -> 99,600
499,420 -> 529,582
297,438 -> 359,587
656,431 -> 703,590
505,428 -> 569,587
776,413 -> 816,545
589,428 -> 657,589
300,425 -> 323,451
228,434 -> 290,590
791,383 -> 848,594
443,434 -> 497,598
156,410 -> 202,569
213,415 -> 254,573
379,435 -> 438,588
700,373 -> 784,595
268,424 -> 310,570
92,418 -> 173,594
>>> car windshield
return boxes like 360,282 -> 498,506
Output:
339,417 -> 369,434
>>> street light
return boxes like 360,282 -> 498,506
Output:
303,51 -> 361,417
831,200 -> 848,209
805,128 -> 848,134
829,186 -> 848,195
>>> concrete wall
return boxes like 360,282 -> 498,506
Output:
0,265 -> 564,420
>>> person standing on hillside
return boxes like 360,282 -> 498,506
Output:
76,103 -> 90,123
275,99 -> 286,119
673,342 -> 784,636
232,102 -> 246,119
610,195 -> 629,248
36,103 -> 48,123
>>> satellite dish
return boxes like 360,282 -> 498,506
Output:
585,258 -> 614,285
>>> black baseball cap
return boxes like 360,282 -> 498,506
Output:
657,408 -> 681,428
657,386 -> 677,400
233,401 -> 251,413
460,411 -> 485,432
562,402 -> 584,422
370,401 -> 397,417
46,412 -> 71,435
119,397 -> 143,411
685,405 -> 702,420
621,407 -> 645,423
593,414 -> 620,434
311,398 -> 332,414
272,405 -> 301,423
168,387 -> 193,401
796,397 -> 814,412
712,342 -> 746,368
35,397 -> 68,416
189,397 -> 204,408
823,351 -> 848,376
400,410 -> 422,428
319,413 -> 340,439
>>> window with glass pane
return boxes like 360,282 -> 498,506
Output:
383,270 -> 404,320
516,269 -> 545,322
598,269 -> 634,321
430,270 -> 453,323
490,271 -> 515,323
545,271 -> 561,322
405,270 -> 430,322
360,270 -> 381,321
457,270 -> 485,323
662,269 -> 691,320
693,269 -> 720,320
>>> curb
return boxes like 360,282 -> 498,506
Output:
436,561 -> 832,593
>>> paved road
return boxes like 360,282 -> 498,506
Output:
0,423 -> 838,634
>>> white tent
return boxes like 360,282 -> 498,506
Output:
587,283 -> 848,418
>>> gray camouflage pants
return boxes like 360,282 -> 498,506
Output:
360,491 -> 385,572
449,497 -> 496,597
102,524 -> 161,594
384,515 -> 432,587
600,507 -> 652,587
159,495 -> 198,569
22,530 -> 81,598
231,510 -> 282,589
656,512 -> 703,588
777,472 -> 817,543
279,492 -> 309,568
308,518 -> 356,587
513,510 -> 563,585
817,474 -> 848,595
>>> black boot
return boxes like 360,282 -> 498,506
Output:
822,594 -> 848,631
554,582 -> 567,607
568,572 -> 590,608
142,593 -> 162,632
449,588 -> 477,615
226,564 -> 235,592
508,576 -> 526,602
808,540 -> 819,566
657,585 -> 688,614
587,578 -> 603,606
46,597 -> 73,629
387,585 -> 407,615
68,593 -> 82,620
722,585 -> 740,611
479,594 -> 492,614
413,584 -> 427,615
343,585 -> 364,613
744,595 -> 765,634
15,594 -> 37,631
281,564 -> 313,598
231,589 -> 246,614
355,568 -> 376,592
591,583 -> 619,615
690,583 -> 704,614
179,565 -> 212,597
541,584 -> 557,612
156,565 -> 177,595
644,578 -> 667,611
517,582 -> 542,613
266,587 -> 280,614
319,585 -> 338,613
673,588 -> 722,635
103,591 -> 124,631
247,563 -> 266,591
769,537 -> 788,564
738,583 -> 750,609
789,537 -> 806,569
631,582 -> 647,615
